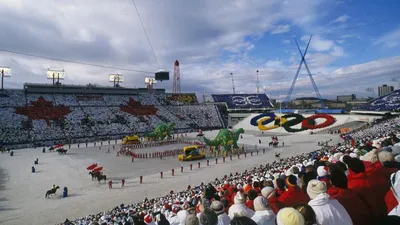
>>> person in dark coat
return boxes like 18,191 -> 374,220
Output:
278,175 -> 310,207
328,169 -> 373,225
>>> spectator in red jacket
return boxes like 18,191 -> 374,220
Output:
382,159 -> 400,212
345,156 -> 370,189
261,186 -> 284,214
275,178 -> 286,197
278,175 -> 310,207
328,169 -> 373,225
245,189 -> 258,210
346,156 -> 388,221
252,181 -> 261,194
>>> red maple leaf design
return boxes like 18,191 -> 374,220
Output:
15,96 -> 72,126
120,97 -> 158,116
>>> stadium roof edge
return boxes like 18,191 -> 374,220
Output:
23,83 -> 166,94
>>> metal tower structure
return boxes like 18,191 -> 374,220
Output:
231,72 -> 236,94
172,60 -> 181,93
390,77 -> 400,89
284,34 -> 325,108
256,70 -> 260,94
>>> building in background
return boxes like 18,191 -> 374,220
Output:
337,94 -> 356,102
378,84 -> 394,97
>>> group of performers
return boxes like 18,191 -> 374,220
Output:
108,179 -> 125,189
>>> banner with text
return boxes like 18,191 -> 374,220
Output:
211,94 -> 273,109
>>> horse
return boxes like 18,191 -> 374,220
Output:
273,142 -> 279,147
89,171 -> 97,180
57,149 -> 68,154
96,174 -> 107,183
89,171 -> 101,180
269,141 -> 273,147
45,186 -> 60,198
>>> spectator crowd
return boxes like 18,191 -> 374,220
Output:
0,91 -> 225,146
354,89 -> 400,112
61,116 -> 400,225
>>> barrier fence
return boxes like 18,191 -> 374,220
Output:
135,146 -> 273,182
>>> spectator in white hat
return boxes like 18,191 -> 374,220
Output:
210,200 -> 230,225
307,180 -> 352,225
228,192 -> 255,219
251,196 -> 275,225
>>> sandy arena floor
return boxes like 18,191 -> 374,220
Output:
0,131 -> 341,225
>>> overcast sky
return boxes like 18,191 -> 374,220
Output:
0,0 -> 399,101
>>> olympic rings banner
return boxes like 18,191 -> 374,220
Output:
250,113 -> 336,133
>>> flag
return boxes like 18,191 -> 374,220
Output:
87,163 -> 97,170
92,167 -> 103,172
53,144 -> 64,149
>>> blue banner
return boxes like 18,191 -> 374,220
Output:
211,94 -> 273,109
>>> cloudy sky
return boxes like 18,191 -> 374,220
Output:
0,0 -> 399,101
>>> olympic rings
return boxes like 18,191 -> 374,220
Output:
250,113 -> 275,126
250,113 -> 336,133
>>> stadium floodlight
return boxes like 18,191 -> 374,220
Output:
109,74 -> 124,87
145,77 -> 157,85
145,77 -> 157,94
390,77 -> 400,89
256,70 -> 259,94
231,73 -> 236,94
47,69 -> 65,85
365,87 -> 376,97
0,67 -> 11,90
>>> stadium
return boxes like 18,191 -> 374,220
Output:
1,1 -> 400,225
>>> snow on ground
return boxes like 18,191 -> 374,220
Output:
234,113 -> 381,134
0,132 -> 341,225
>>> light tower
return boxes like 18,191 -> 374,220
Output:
109,74 -> 123,87
47,69 -> 65,85
390,77 -> 400,89
0,67 -> 11,90
256,70 -> 260,94
231,72 -> 236,94
172,60 -> 181,93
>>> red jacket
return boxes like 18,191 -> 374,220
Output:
245,200 -> 254,210
275,189 -> 285,198
347,169 -> 370,189
385,189 -> 398,213
268,195 -> 284,214
348,165 -> 389,220
278,186 -> 310,207
328,186 -> 373,225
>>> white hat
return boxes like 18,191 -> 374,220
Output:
317,166 -> 328,177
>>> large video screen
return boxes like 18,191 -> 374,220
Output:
211,94 -> 273,109
155,71 -> 169,81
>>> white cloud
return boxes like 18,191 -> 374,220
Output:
0,0 -> 396,101
309,36 -> 335,51
330,15 -> 350,23
374,27 -> 400,48
262,56 -> 400,100
331,46 -> 345,57
271,24 -> 290,34
265,60 -> 285,69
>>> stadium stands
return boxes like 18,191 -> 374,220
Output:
355,89 -> 400,111
0,91 -> 223,146
211,94 -> 273,110
64,116 -> 400,225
